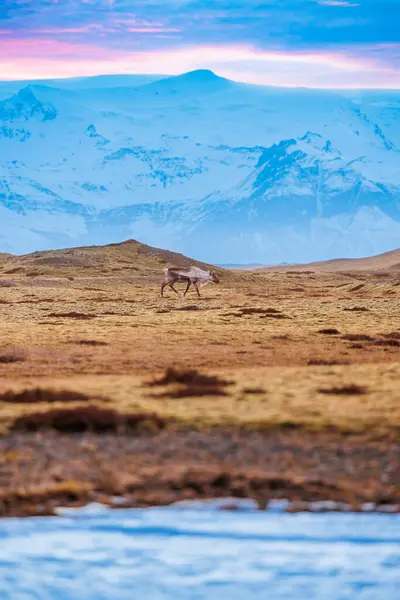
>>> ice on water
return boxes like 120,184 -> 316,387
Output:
0,504 -> 399,600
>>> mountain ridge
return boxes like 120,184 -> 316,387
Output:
0,70 -> 399,262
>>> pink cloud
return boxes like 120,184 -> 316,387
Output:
0,38 -> 104,60
0,40 -> 398,89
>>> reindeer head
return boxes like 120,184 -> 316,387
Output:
210,271 -> 220,284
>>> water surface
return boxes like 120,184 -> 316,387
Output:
0,503 -> 399,600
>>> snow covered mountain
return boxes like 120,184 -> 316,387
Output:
0,69 -> 399,263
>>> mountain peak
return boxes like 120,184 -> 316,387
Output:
14,86 -> 38,104
0,86 -> 57,122
180,69 -> 223,81
143,69 -> 232,96
175,69 -> 231,87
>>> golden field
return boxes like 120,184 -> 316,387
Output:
0,240 -> 399,515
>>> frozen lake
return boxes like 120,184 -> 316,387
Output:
0,502 -> 399,600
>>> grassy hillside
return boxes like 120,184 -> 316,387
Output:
0,239 -> 220,280
260,248 -> 400,273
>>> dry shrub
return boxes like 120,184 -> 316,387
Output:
341,334 -> 374,341
47,312 -> 96,320
0,349 -> 27,364
70,340 -> 109,346
308,359 -> 348,366
157,385 -> 228,398
175,306 -> 200,311
240,307 -> 281,315
374,339 -> 400,347
12,406 -> 166,433
243,387 -> 265,394
318,328 -> 340,335
149,367 -> 233,398
150,367 -> 231,388
0,388 -> 100,404
259,313 -> 289,320
4,267 -> 23,274
318,384 -> 368,396
0,280 -> 15,288
226,307 -> 288,319
349,284 -> 364,292
343,307 -> 370,312
380,332 -> 400,340
85,296 -> 108,302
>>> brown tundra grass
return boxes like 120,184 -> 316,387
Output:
0,263 -> 398,434
0,243 -> 399,515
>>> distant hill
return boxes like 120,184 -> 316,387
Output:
218,263 -> 267,270
0,239 -> 220,279
259,248 -> 400,272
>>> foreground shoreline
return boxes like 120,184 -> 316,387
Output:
1,428 -> 398,518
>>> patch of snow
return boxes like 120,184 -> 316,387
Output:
0,73 -> 399,260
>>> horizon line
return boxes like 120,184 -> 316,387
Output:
0,69 -> 399,91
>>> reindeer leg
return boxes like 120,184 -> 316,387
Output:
161,282 -> 167,297
194,282 -> 201,298
183,281 -> 192,296
170,283 -> 182,296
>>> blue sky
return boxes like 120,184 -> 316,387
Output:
0,0 -> 399,87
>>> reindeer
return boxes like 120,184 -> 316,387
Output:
161,266 -> 220,298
